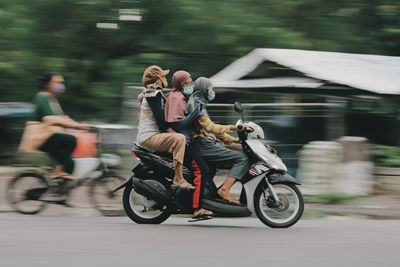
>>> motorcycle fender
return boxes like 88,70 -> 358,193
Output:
243,173 -> 265,213
112,175 -> 133,192
268,172 -> 301,185
113,163 -> 146,192
243,172 -> 300,212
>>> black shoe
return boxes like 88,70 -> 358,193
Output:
41,179 -> 72,202
54,178 -> 74,196
54,200 -> 74,207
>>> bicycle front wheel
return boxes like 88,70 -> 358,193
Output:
89,174 -> 125,216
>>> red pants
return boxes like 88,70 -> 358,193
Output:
184,145 -> 210,209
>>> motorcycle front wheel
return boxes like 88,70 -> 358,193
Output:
254,182 -> 304,228
123,180 -> 171,224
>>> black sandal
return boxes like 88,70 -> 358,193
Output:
189,209 -> 214,222
189,215 -> 213,222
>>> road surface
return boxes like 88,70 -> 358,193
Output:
0,213 -> 399,267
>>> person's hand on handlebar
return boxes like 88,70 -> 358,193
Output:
229,125 -> 238,131
78,123 -> 93,131
236,123 -> 248,132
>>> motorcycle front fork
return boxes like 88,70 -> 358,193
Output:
263,178 -> 281,206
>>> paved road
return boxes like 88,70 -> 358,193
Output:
0,213 -> 399,267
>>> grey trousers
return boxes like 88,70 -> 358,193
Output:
192,138 -> 250,181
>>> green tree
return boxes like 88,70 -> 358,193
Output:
0,0 -> 398,121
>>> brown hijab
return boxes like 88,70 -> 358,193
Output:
142,65 -> 169,89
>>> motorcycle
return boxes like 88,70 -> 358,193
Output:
114,102 -> 304,228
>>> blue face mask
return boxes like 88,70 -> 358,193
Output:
183,85 -> 194,96
207,89 -> 215,101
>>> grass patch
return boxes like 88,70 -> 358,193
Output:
304,193 -> 357,204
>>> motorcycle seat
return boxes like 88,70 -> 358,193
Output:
133,144 -> 173,159
132,144 -> 192,177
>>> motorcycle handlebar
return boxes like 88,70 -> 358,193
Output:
89,126 -> 99,133
236,124 -> 254,133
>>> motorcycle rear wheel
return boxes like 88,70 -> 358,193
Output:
123,180 -> 171,224
254,182 -> 304,228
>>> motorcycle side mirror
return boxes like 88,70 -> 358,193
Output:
234,102 -> 244,114
234,101 -> 245,122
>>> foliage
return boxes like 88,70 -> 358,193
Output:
0,0 -> 399,121
304,193 -> 357,204
372,145 -> 400,167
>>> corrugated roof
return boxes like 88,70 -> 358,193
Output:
213,77 -> 323,89
211,49 -> 400,95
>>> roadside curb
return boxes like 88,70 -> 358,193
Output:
305,203 -> 400,219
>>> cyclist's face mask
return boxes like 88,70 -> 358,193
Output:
52,84 -> 66,94
50,76 -> 66,94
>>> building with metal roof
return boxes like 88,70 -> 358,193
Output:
211,48 -> 400,96
209,49 -> 399,148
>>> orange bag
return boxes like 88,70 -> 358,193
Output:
68,130 -> 98,158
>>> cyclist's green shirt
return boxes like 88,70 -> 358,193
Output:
33,92 -> 64,121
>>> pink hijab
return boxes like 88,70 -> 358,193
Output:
172,70 -> 190,90
164,70 -> 191,123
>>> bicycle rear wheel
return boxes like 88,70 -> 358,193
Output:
7,172 -> 49,215
89,174 -> 125,216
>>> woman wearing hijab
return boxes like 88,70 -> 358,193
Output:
187,77 -> 250,204
164,70 -> 213,219
137,65 -> 194,190
164,70 -> 199,142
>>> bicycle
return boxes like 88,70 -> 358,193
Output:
6,127 -> 125,216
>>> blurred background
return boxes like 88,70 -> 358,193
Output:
1,0 -> 400,215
